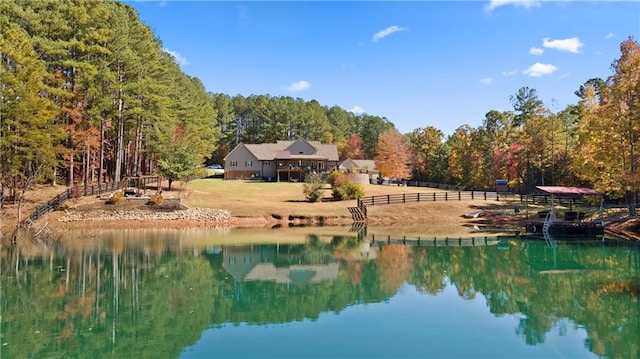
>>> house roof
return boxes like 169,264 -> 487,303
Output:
233,139 -> 339,161
339,158 -> 376,171
535,186 -> 601,196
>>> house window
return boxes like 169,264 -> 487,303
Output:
230,161 -> 237,167
264,161 -> 271,166
245,160 -> 253,167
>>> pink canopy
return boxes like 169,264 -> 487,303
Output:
536,186 -> 601,196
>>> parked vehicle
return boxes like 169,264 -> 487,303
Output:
205,164 -> 224,177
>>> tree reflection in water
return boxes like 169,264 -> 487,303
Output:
0,230 -> 638,358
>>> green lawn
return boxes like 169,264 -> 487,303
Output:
180,178 -> 451,218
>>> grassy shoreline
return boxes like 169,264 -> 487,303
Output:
7,178 -> 630,241
52,180 -> 521,237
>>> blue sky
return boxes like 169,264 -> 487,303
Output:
126,1 -> 640,137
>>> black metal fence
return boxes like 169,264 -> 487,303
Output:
357,191 -> 508,207
347,190 -> 518,222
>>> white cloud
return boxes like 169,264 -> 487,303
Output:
542,37 -> 584,53
523,62 -> 558,77
481,77 -> 493,85
372,25 -> 406,42
605,32 -> 615,39
502,70 -> 518,77
349,105 -> 365,115
162,48 -> 189,66
529,47 -> 544,55
285,80 -> 310,92
485,0 -> 540,12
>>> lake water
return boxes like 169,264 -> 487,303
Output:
1,226 -> 638,358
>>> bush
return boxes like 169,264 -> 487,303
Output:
147,193 -> 164,206
332,181 -> 364,200
303,173 -> 325,202
106,191 -> 126,205
326,170 -> 342,187
329,171 -> 365,200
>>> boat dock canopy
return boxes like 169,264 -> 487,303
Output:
535,186 -> 601,196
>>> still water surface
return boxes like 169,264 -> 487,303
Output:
1,227 -> 638,358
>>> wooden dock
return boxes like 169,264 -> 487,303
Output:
369,234 -> 504,247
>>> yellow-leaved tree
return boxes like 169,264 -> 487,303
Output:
374,128 -> 413,182
575,37 -> 640,213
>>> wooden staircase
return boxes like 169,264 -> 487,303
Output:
348,199 -> 368,222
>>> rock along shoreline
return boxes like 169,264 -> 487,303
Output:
58,207 -> 232,223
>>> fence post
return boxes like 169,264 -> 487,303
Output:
433,193 -> 436,201
458,192 -> 461,200
445,192 -> 448,201
387,194 -> 390,204
484,192 -> 487,200
471,191 -> 474,200
403,194 -> 406,203
417,193 -> 420,202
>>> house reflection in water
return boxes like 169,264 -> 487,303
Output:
222,245 -> 338,285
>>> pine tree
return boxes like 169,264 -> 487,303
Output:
0,20 -> 62,233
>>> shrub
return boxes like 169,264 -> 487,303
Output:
332,181 -> 364,200
303,173 -> 325,202
329,171 -> 365,200
106,191 -> 126,205
147,193 -> 164,206
326,170 -> 342,187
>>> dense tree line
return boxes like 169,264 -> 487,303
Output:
0,0 -> 395,204
208,93 -> 394,163
1,0 -> 639,208
0,0 -> 218,203
405,37 -> 640,208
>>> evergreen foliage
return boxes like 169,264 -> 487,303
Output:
302,173 -> 326,202
1,0 -> 639,207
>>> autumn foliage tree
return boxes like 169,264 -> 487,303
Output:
340,132 -> 364,159
407,126 -> 446,182
0,20 -> 63,237
575,37 -> 640,212
374,128 -> 413,182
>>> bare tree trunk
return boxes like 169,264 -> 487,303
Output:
69,152 -> 74,187
84,145 -> 89,190
99,116 -> 105,194
91,151 -> 95,185
114,95 -> 124,183
125,140 -> 131,177
115,62 -> 125,183
133,116 -> 143,176
10,163 -> 41,243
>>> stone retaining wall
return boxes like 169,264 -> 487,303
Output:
59,207 -> 231,223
